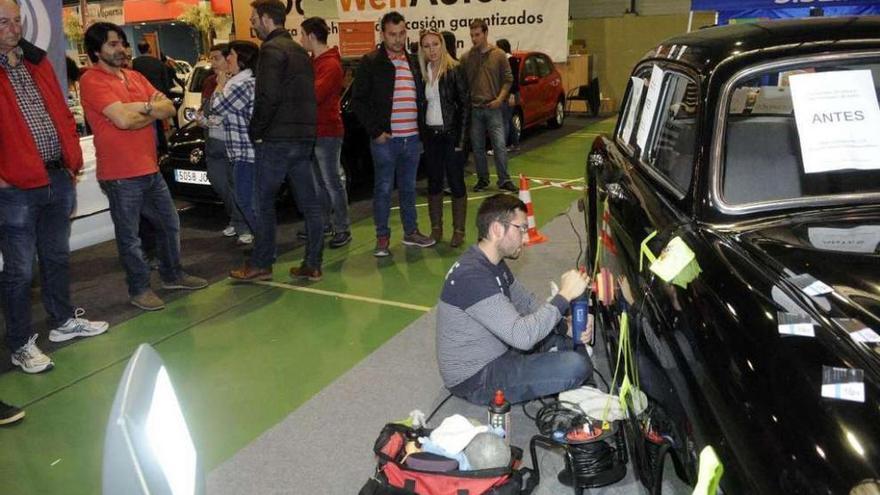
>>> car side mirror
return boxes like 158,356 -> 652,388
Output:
522,75 -> 539,85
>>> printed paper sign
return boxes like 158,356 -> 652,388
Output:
821,366 -> 865,403
620,77 -> 645,144
808,226 -> 880,254
777,312 -> 815,337
789,274 -> 833,297
789,70 -> 880,174
833,318 -> 880,344
636,65 -> 665,153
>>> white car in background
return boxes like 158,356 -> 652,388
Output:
176,61 -> 211,128
70,136 -> 115,251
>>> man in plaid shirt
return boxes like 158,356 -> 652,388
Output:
211,40 -> 260,240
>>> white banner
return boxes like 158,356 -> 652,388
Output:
283,0 -> 569,62
20,0 -> 66,92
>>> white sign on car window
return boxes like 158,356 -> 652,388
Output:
620,77 -> 646,144
636,65 -> 665,153
789,70 -> 880,174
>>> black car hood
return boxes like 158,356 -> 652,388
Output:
734,206 -> 880,329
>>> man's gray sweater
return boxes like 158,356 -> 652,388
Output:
436,246 -> 569,387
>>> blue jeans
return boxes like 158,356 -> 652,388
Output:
0,169 -> 75,351
100,173 -> 183,297
205,137 -> 247,235
252,140 -> 324,269
232,160 -> 256,234
314,137 -> 350,234
450,333 -> 593,405
470,107 -> 510,185
369,135 -> 422,238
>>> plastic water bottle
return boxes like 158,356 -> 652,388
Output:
488,390 -> 511,446
571,295 -> 589,350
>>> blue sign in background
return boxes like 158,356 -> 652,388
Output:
693,0 -> 879,10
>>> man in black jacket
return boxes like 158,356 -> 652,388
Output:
230,0 -> 324,282
132,40 -> 170,153
351,11 -> 434,258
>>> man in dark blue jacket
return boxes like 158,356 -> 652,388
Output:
230,0 -> 325,282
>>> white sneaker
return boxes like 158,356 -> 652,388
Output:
222,225 -> 236,237
11,334 -> 54,374
237,233 -> 254,245
48,308 -> 109,343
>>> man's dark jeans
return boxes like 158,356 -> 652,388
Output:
450,333 -> 593,405
100,172 -> 183,297
369,135 -> 422,238
470,106 -> 510,186
0,169 -> 75,351
252,140 -> 324,270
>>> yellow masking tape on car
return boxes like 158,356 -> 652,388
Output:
642,232 -> 702,288
692,446 -> 724,495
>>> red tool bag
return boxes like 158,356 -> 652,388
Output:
359,423 -> 535,495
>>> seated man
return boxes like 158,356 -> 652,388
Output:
436,194 -> 593,405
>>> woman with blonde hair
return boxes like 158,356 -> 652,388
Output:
418,29 -> 471,247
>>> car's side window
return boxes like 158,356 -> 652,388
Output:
522,57 -> 538,80
644,73 -> 699,194
615,68 -> 652,153
535,56 -> 552,78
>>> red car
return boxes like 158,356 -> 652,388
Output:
508,50 -> 566,142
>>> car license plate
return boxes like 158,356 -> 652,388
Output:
174,169 -> 209,185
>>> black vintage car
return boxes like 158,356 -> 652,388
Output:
586,17 -> 880,494
159,61 -> 373,204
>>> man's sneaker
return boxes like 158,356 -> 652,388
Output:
329,231 -> 352,249
374,236 -> 391,257
162,273 -> 208,290
296,225 -> 333,240
499,181 -> 518,193
11,335 -> 53,374
49,308 -> 109,343
0,401 -> 25,425
237,233 -> 254,245
402,230 -> 437,248
473,180 -> 490,192
289,264 -> 323,282
222,225 -> 236,237
130,290 -> 166,311
230,264 -> 272,281
487,149 -> 495,156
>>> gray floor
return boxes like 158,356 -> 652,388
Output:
207,201 -> 692,495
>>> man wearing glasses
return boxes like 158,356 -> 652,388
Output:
435,194 -> 593,405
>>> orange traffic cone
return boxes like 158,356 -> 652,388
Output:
518,174 -> 548,245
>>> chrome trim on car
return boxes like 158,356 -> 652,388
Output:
711,50 -> 880,216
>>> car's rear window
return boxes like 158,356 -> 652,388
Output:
721,56 -> 880,206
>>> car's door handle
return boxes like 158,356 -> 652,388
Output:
606,182 -> 630,202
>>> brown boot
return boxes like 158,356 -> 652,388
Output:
428,194 -> 444,242
450,196 -> 467,248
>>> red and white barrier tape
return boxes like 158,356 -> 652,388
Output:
528,178 -> 586,192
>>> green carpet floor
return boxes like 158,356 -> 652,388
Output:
0,118 -> 616,494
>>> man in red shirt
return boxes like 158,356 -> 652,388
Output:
80,22 -> 207,311
300,17 -> 351,249
0,0 -> 108,373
